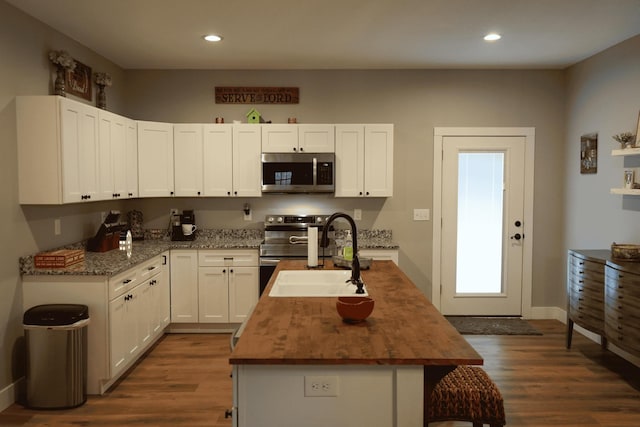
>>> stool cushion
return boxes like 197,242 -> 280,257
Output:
426,366 -> 506,426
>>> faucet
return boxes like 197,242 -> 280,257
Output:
320,212 -> 365,294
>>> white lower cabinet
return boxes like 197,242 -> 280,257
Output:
170,249 -> 259,325
22,252 -> 170,395
109,253 -> 170,379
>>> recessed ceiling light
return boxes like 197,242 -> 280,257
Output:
484,33 -> 501,42
204,34 -> 223,42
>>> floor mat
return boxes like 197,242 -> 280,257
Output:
445,316 -> 543,335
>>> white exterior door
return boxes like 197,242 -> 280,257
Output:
433,128 -> 535,317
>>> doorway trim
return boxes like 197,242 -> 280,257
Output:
432,127 -> 535,318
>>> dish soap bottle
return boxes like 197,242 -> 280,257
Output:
343,230 -> 353,261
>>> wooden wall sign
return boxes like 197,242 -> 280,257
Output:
215,87 -> 299,104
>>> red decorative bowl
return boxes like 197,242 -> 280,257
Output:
336,296 -> 374,323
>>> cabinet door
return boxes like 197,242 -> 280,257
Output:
229,266 -> 259,323
109,294 -> 128,377
60,98 -> 100,203
174,124 -> 204,196
98,110 -> 128,200
262,124 -> 298,152
138,121 -> 174,197
335,125 -> 365,197
125,119 -> 139,198
298,124 -> 335,153
203,124 -> 234,196
198,267 -> 230,323
109,285 -> 141,377
363,124 -> 394,197
170,250 -> 199,322
158,252 -> 171,329
139,276 -> 155,347
232,125 -> 262,197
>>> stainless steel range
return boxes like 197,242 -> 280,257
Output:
259,214 -> 337,295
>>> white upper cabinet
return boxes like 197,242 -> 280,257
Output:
335,124 -> 393,197
232,125 -> 262,197
203,124 -> 234,196
298,124 -> 335,152
174,124 -> 204,197
137,121 -> 174,197
261,124 -> 298,152
173,123 -> 261,197
125,119 -> 139,198
17,96 -> 100,204
98,110 -> 134,200
363,124 -> 394,197
262,124 -> 334,153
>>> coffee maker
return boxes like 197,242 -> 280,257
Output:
171,209 -> 197,241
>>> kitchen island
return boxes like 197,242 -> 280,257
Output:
229,259 -> 482,427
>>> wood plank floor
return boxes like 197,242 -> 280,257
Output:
1,320 -> 639,426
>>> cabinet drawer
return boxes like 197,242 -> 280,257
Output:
569,256 -> 604,275
139,254 -> 164,281
569,304 -> 604,333
569,279 -> 603,302
109,269 -> 139,300
198,250 -> 258,267
605,275 -> 640,299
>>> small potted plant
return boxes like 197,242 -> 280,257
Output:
93,72 -> 112,110
613,132 -> 636,149
48,50 -> 76,97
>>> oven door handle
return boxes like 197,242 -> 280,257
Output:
289,235 -> 308,244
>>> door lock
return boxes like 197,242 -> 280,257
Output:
510,233 -> 523,240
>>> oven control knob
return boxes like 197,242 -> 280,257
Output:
267,216 -> 275,223
316,216 -> 324,224
277,216 -> 284,223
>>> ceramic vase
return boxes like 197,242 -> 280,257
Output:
54,66 -> 66,97
97,84 -> 107,109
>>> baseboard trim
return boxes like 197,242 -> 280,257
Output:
0,378 -> 22,412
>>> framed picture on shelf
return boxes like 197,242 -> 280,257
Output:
580,132 -> 598,174
66,59 -> 92,101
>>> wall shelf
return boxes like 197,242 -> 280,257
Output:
610,188 -> 640,195
611,147 -> 640,156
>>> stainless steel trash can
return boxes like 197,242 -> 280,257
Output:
23,304 -> 90,409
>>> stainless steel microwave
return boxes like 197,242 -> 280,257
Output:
261,152 -> 335,193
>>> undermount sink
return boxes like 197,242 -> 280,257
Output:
268,270 -> 368,297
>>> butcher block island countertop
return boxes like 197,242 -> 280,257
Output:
230,259 -> 482,366
229,259 -> 482,427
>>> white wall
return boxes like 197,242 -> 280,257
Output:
0,0 -> 127,401
565,36 -> 640,249
122,68 -> 567,309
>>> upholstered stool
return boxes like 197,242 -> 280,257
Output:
425,366 -> 506,427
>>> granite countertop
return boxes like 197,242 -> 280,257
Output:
20,228 -> 398,277
20,229 -> 263,277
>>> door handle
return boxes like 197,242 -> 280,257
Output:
510,233 -> 523,240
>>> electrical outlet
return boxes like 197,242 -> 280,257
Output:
304,375 -> 339,397
244,211 -> 252,221
54,219 -> 61,235
170,208 -> 179,216
354,208 -> 362,220
100,211 -> 107,222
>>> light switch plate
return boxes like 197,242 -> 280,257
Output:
413,209 -> 430,221
354,209 -> 362,220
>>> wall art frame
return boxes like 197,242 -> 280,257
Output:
66,59 -> 92,101
580,132 -> 598,174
